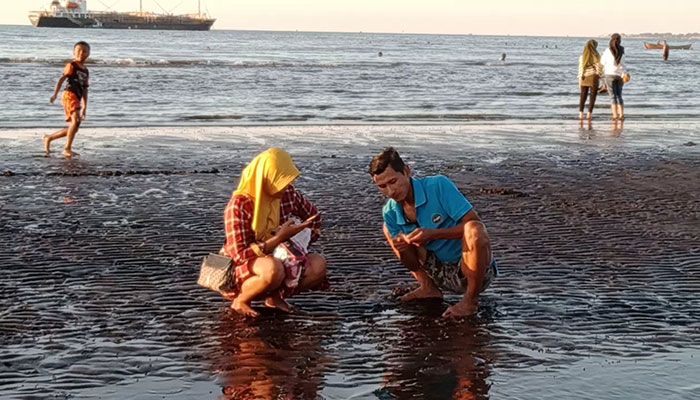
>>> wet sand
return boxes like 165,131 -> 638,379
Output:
1,124 -> 699,399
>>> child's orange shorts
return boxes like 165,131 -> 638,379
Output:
62,91 -> 81,121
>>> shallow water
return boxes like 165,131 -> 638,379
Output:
1,126 -> 698,399
1,26 -> 700,128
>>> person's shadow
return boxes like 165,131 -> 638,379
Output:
210,310 -> 335,400
374,300 -> 496,399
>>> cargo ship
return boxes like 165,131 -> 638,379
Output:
29,0 -> 215,31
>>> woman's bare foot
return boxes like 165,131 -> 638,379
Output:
231,299 -> 260,317
264,295 -> 295,313
221,291 -> 237,301
43,135 -> 51,156
442,300 -> 477,318
587,112 -> 592,121
578,112 -> 584,120
400,285 -> 443,302
63,149 -> 75,159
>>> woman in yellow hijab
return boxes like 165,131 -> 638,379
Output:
577,39 -> 603,121
222,148 -> 327,317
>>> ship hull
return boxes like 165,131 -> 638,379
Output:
30,15 -> 214,31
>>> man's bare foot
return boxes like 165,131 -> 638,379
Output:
63,149 -> 75,159
43,135 -> 51,156
264,295 -> 295,313
400,285 -> 443,302
442,301 -> 477,318
231,300 -> 260,317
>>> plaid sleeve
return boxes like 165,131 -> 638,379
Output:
223,195 -> 257,266
287,186 -> 322,242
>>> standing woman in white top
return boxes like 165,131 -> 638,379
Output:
601,33 -> 630,120
577,40 -> 603,121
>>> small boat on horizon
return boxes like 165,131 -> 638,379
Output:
644,42 -> 692,50
29,0 -> 216,31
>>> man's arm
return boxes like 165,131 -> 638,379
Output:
405,209 -> 480,246
383,224 -> 422,271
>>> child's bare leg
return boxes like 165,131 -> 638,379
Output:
63,113 -> 81,158
44,127 -> 68,155
232,257 -> 285,317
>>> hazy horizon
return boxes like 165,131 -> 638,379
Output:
4,0 -> 700,37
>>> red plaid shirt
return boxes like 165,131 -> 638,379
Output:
223,185 -> 321,271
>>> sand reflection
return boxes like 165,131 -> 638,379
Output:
377,302 -> 494,399
212,311 -> 334,400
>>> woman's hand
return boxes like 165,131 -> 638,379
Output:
275,217 -> 317,242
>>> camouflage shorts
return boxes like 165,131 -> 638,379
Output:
423,252 -> 498,294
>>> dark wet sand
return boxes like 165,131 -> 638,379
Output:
1,125 -> 699,399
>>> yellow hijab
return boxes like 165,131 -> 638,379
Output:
234,148 -> 300,241
581,39 -> 600,68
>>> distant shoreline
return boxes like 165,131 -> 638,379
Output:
622,33 -> 699,40
0,23 -> 697,39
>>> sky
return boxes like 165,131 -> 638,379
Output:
5,0 -> 700,36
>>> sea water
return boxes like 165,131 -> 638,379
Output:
0,25 -> 699,128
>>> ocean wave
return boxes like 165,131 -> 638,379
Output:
184,112 -> 526,123
180,114 -> 243,121
0,57 -> 407,69
333,113 -> 518,121
0,57 -> 556,69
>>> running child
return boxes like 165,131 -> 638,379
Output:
44,41 -> 90,158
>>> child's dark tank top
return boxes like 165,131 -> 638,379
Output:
65,62 -> 89,100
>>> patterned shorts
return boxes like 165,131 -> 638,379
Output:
62,91 -> 81,121
423,251 -> 498,294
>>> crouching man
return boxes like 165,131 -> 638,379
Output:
369,147 -> 497,318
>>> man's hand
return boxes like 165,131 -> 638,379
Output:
404,228 -> 432,247
390,233 -> 413,253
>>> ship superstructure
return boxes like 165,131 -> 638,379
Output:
29,1 -> 216,31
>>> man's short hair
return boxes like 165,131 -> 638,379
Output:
369,147 -> 407,176
74,41 -> 91,50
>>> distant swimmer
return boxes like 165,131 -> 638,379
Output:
500,53 -> 506,62
662,40 -> 670,61
378,51 -> 383,57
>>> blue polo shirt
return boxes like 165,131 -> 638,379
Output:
383,175 -> 473,264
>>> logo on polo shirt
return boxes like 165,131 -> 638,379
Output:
432,214 -> 443,224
